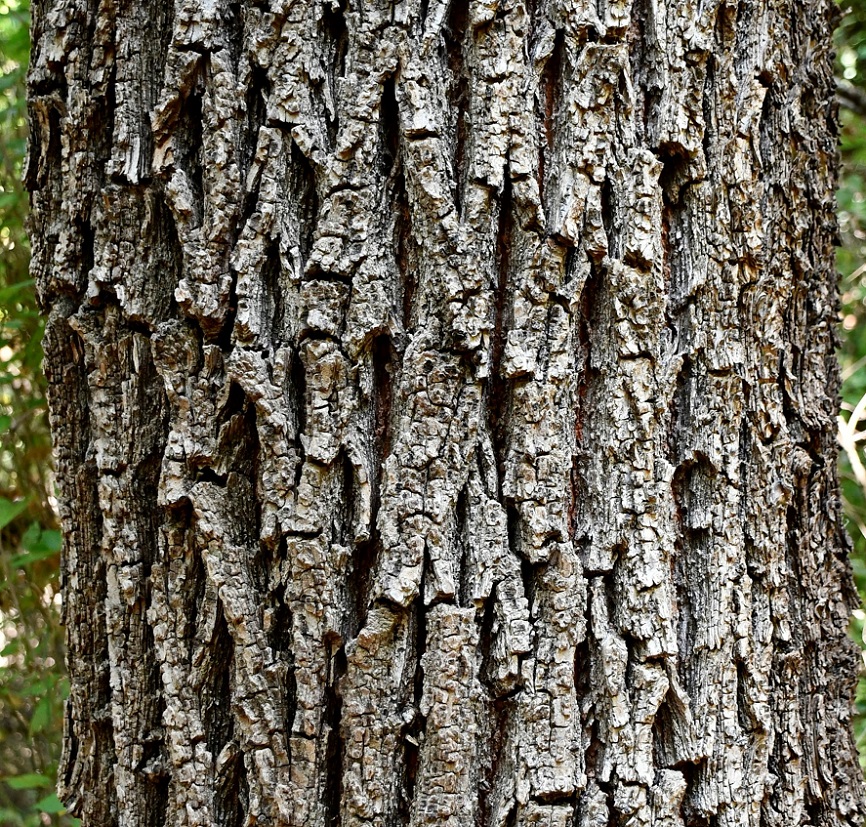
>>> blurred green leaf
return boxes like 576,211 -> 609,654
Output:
0,641 -> 20,657
28,697 -> 51,736
0,279 -> 34,304
3,774 -> 52,791
0,807 -> 24,826
0,496 -> 28,529
20,523 -> 61,554
34,794 -> 65,815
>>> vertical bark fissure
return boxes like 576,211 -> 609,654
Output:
443,0 -> 468,218
489,170 -> 513,499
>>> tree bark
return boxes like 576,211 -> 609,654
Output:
27,0 -> 866,825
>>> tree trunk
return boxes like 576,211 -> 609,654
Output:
26,0 -> 866,824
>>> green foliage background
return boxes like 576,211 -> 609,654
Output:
836,0 -> 866,772
0,0 -> 72,823
2,1 -> 866,822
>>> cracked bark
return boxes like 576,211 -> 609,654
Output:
28,0 -> 866,825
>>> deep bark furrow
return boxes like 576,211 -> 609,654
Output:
28,0 -> 865,825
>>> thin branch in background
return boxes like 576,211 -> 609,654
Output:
839,78 -> 866,118
843,352 -> 866,383
841,413 -> 866,494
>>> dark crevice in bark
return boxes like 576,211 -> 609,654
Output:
372,333 -> 395,462
734,655 -> 755,733
165,499 -> 202,642
628,0 -> 663,145
348,535 -> 377,641
214,743 -> 247,827
488,171 -> 513,495
660,200 -> 681,368
292,139 -> 319,276
101,55 -> 117,179
341,335 -> 391,637
777,344 -> 807,443
343,448 -> 376,639
530,793 -> 577,807
581,633 -> 604,782
151,0 -> 173,97
702,55 -> 717,176
219,377 -> 247,426
39,102 -> 64,194
523,0 -> 543,41
242,404 -> 269,587
133,389 -> 170,827
443,0 -> 468,217
672,550 -> 701,688
478,695 -> 511,827
90,713 -> 118,824
222,1 -> 244,69
657,143 -> 691,209
518,554 -> 542,646
600,174 -> 616,259
574,633 -> 593,776
569,439 -> 592,547
737,405 -> 754,529
478,580 -> 498,688
262,240 -> 286,347
784,497 -> 808,642
244,63 -> 270,176
758,79 -> 777,183
144,191 -> 184,324
455,483 -> 469,608
571,260 -> 602,562
679,767 -> 712,827
667,345 -> 691,462
266,575 -> 297,747
502,802 -> 518,827
569,259 -> 595,545
204,604 -> 236,760
140,740 -> 170,827
191,464 -> 228,488
266,584 -> 293,658
158,185 -> 185,264
539,28 -> 565,209
319,0 -> 348,144
323,641 -> 347,827
290,349 -> 307,467
77,218 -> 96,294
181,90 -> 205,211
393,165 -> 416,333
401,726 -> 421,824
379,73 -> 400,179
506,502 -> 522,564
235,761 -> 250,827
651,680 -> 694,769
573,615 -> 592,690
215,271 -> 240,351
45,317 -> 116,821
567,446 -> 589,541
400,594 -> 428,821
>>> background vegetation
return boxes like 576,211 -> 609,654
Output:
3,1 -> 866,822
0,0 -> 70,823
835,0 -> 866,771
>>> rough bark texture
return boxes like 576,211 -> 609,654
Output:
27,0 -> 866,825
